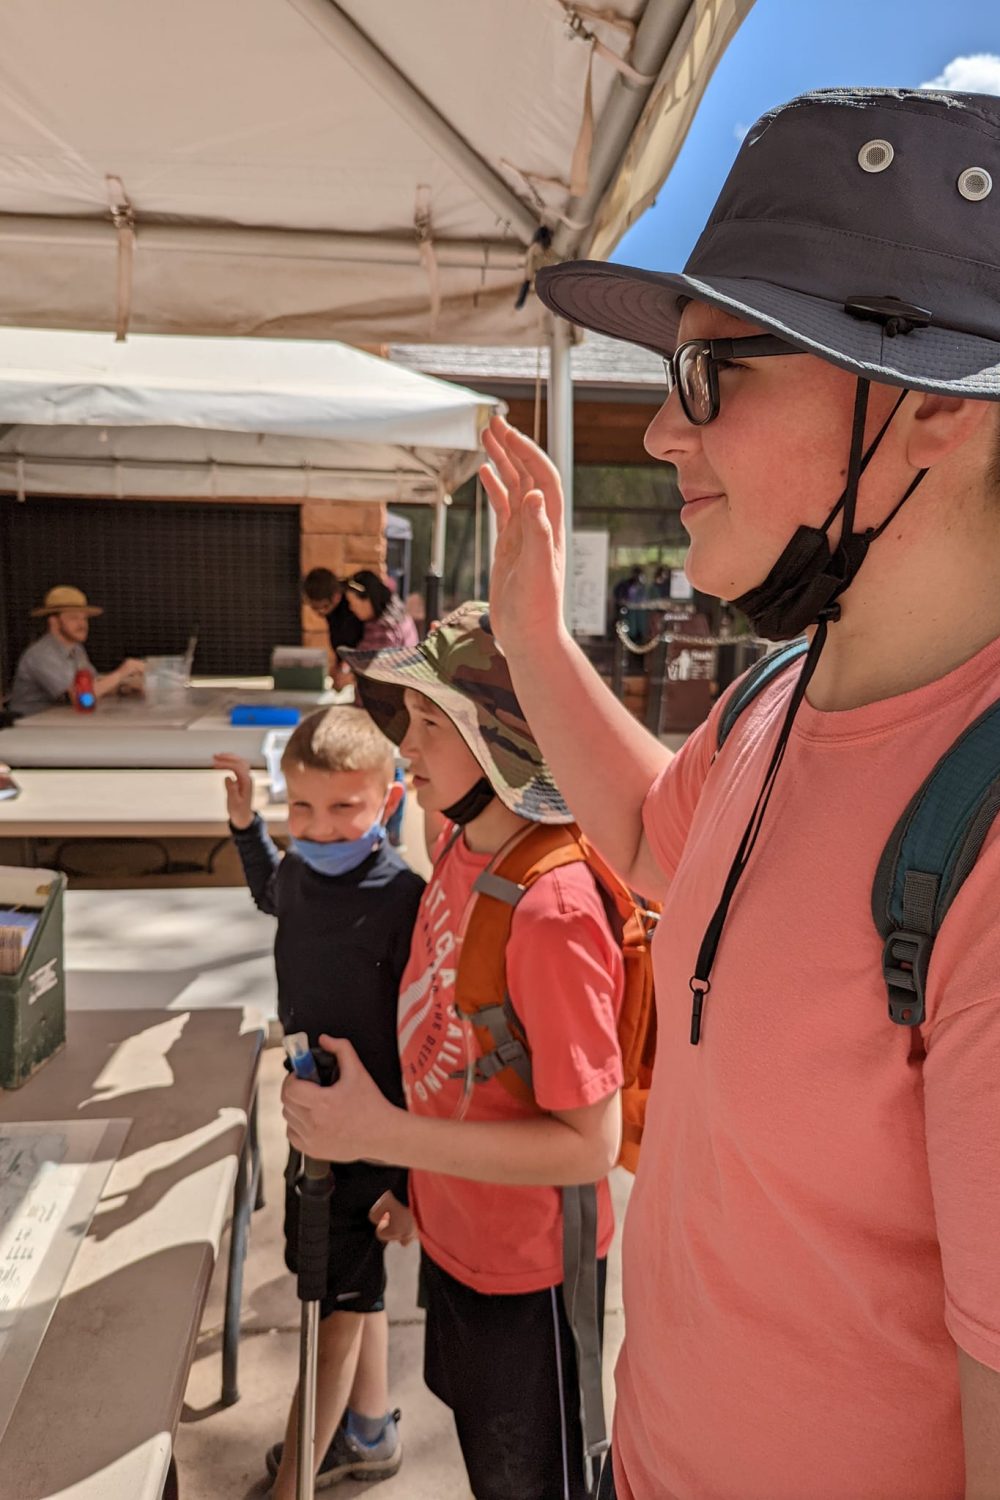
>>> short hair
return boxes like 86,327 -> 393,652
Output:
281,705 -> 395,781
302,567 -> 341,603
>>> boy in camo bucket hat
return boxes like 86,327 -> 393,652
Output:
341,600 -> 572,825
284,601 -> 626,1500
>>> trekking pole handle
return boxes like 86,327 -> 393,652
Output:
283,1033 -> 337,1302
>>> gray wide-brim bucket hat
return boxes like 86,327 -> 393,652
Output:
537,88 -> 1000,400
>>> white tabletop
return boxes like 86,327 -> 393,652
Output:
0,679 -> 343,769
0,768 -> 285,838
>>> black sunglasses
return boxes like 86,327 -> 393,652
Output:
662,334 -> 800,425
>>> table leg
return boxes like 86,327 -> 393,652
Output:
250,1087 -> 265,1212
221,1085 -> 264,1406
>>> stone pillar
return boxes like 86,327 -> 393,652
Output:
300,500 -> 388,650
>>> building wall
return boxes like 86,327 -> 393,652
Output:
300,499 -> 388,651
0,491 -> 390,675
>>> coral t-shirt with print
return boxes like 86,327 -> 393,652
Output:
398,827 -> 624,1295
614,631 -> 1000,1500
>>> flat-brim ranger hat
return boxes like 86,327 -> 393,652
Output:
340,602 -> 572,825
31,585 -> 103,618
537,88 -> 1000,400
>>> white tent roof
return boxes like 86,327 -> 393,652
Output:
0,0 -> 752,346
0,328 -> 499,503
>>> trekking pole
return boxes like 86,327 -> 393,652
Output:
284,1034 -> 337,1500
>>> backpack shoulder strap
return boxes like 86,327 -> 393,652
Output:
872,698 -> 1000,1026
454,824 -> 587,1105
716,640 -> 809,752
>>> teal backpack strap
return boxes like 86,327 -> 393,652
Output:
872,699 -> 1000,1026
716,640 -> 809,753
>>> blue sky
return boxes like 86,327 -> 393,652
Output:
612,0 -> 1000,270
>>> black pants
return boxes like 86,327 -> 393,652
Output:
421,1251 -> 607,1500
596,1452 -> 617,1499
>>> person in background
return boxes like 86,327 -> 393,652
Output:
345,571 -> 419,651
8,585 -> 145,718
302,568 -> 364,654
344,576 -> 418,847
302,567 -> 363,692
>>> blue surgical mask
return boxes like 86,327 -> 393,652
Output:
291,806 -> 387,879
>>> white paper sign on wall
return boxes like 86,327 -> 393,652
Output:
571,531 -> 610,637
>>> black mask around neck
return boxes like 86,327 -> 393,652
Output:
442,776 -> 495,826
688,378 -> 928,1044
731,387 -> 926,641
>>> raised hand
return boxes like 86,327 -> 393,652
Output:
480,414 -> 567,649
213,752 -> 255,829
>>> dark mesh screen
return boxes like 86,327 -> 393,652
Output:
0,496 -> 301,686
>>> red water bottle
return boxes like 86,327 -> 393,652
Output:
72,668 -> 96,712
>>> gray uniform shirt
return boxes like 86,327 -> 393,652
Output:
8,634 -> 96,718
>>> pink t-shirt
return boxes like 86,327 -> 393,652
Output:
614,632 -> 1000,1500
398,827 -> 625,1294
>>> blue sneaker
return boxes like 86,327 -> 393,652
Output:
266,1410 -> 402,1488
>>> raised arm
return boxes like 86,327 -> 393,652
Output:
481,415 -> 670,894
214,753 -> 281,915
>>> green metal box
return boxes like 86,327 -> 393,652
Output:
273,664 -> 326,691
0,867 -> 67,1090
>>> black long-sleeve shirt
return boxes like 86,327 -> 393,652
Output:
231,815 -> 424,1112
325,597 -> 364,652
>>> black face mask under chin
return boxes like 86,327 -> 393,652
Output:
442,775 -> 495,826
687,378 -> 928,1045
731,386 -> 926,642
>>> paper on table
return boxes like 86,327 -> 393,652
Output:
0,1118 -> 131,1444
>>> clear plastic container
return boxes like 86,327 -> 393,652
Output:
262,727 -> 295,802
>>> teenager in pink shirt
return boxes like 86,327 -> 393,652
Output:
477,90 -> 1000,1500
283,604 -> 624,1499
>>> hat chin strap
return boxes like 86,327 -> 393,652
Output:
730,383 -> 927,642
688,378 -> 929,1046
442,776 -> 495,826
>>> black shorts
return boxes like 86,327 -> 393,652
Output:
421,1250 -> 607,1500
283,1156 -> 393,1318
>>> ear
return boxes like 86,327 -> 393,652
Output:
901,392 -> 994,471
384,777 -> 405,821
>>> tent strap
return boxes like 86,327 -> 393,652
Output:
105,175 -> 136,343
561,4 -> 655,198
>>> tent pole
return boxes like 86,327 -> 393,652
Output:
425,493 -> 449,626
547,318 -> 574,630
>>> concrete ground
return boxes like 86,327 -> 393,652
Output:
174,1045 -> 632,1499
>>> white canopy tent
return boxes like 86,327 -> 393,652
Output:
0,0 -> 754,609
0,0 -> 752,347
0,327 -> 499,506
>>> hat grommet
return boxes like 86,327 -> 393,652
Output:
957,167 -> 992,202
858,138 -> 894,173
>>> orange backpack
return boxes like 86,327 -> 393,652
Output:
452,822 -> 659,1172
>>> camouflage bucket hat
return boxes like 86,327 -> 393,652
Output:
340,602 -> 572,825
